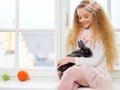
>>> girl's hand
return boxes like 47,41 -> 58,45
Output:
57,57 -> 75,68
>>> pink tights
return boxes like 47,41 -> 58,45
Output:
56,65 -> 89,90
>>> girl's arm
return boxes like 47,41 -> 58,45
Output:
57,57 -> 75,68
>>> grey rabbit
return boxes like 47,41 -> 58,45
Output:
57,40 -> 93,79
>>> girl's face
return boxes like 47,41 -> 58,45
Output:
77,7 -> 94,29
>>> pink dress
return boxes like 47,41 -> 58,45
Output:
56,29 -> 115,90
75,29 -> 115,90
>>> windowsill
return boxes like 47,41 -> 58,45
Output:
0,79 -> 57,90
0,78 -> 92,90
0,78 -> 120,90
0,66 -> 119,90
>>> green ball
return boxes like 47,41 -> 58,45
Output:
2,74 -> 10,81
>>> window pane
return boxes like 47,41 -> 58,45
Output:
0,0 -> 15,29
70,0 -> 107,28
115,32 -> 120,67
0,32 -> 15,67
111,0 -> 120,29
97,0 -> 107,14
18,32 -> 55,67
19,0 -> 55,29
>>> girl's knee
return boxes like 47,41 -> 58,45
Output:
64,65 -> 85,78
64,65 -> 78,75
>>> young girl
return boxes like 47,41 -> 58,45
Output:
56,0 -> 118,90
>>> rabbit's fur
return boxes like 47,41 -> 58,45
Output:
57,40 -> 93,79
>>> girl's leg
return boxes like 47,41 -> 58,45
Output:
56,66 -> 89,90
72,82 -> 79,90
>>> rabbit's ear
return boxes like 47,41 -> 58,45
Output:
78,40 -> 85,49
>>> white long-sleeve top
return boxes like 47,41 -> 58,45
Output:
75,29 -> 107,69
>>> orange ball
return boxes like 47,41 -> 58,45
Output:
17,70 -> 29,81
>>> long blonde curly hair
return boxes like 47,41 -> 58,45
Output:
66,0 -> 118,70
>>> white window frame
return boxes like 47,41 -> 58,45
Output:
0,0 -> 61,78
